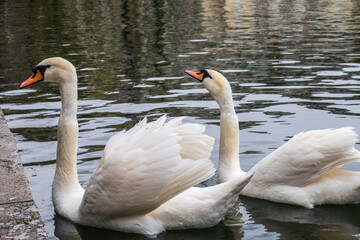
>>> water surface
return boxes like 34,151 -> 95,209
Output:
1,0 -> 360,239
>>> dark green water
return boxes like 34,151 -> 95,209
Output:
1,0 -> 360,239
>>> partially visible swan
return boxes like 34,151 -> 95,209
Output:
19,58 -> 253,236
186,69 -> 360,208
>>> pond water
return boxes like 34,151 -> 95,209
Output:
1,0 -> 360,239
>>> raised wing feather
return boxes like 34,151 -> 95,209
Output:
251,127 -> 360,186
80,116 -> 215,217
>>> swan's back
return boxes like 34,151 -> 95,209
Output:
251,127 -> 359,186
243,127 -> 360,207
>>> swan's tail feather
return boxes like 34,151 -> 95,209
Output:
208,172 -> 253,208
228,172 -> 254,195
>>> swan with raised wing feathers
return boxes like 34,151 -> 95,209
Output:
186,69 -> 360,208
19,58 -> 253,236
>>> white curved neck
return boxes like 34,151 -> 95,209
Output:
217,90 -> 244,183
52,77 -> 84,219
54,81 -> 79,186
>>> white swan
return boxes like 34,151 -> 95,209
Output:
186,69 -> 360,208
19,58 -> 253,236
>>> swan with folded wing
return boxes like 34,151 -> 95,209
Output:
186,69 -> 360,208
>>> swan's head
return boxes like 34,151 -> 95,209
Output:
185,69 -> 231,103
20,57 -> 76,88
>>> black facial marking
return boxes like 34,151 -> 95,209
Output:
200,69 -> 212,80
36,64 -> 51,77
29,64 -> 51,83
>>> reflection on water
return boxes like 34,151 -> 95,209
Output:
54,214 -> 240,240
240,197 -> 360,240
1,0 -> 360,239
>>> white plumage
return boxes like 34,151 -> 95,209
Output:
186,69 -> 360,208
81,116 -> 215,217
244,127 -> 360,208
19,58 -> 253,236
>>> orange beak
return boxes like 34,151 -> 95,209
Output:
185,70 -> 204,81
19,69 -> 44,88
